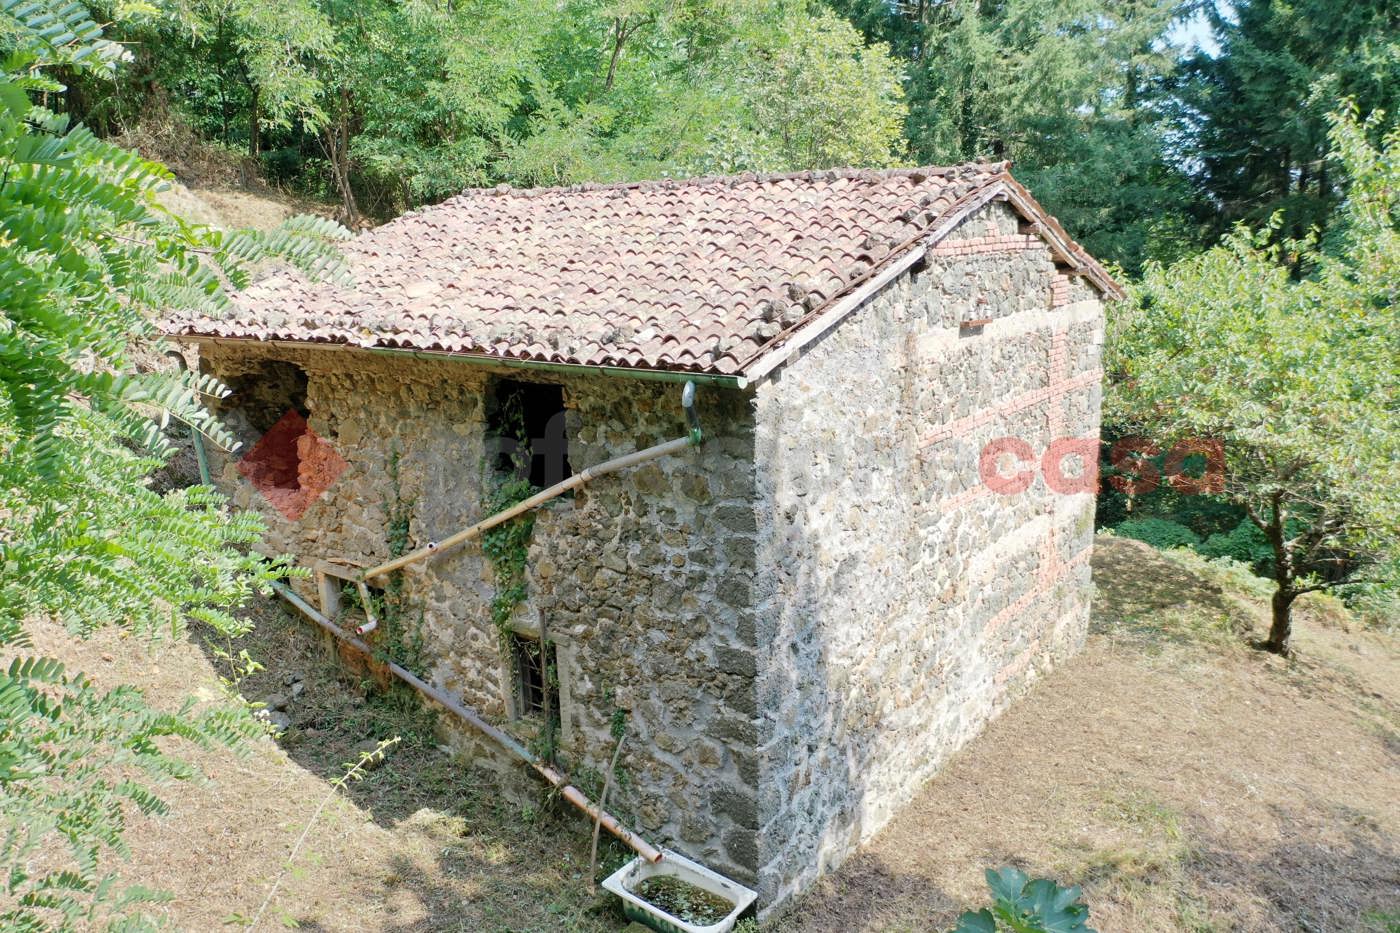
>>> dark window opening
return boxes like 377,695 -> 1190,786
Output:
221,360 -> 309,434
223,360 -> 312,493
510,633 -> 559,722
487,379 -> 571,488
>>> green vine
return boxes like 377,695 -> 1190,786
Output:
481,389 -> 538,643
345,449 -> 428,679
482,475 -> 536,637
482,386 -> 560,762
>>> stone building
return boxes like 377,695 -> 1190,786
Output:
165,163 -> 1120,911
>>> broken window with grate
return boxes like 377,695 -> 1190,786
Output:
509,633 -> 559,722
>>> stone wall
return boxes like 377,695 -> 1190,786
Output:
197,343 -> 764,883
750,201 -> 1105,906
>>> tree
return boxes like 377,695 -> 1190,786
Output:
1107,105 -> 1399,655
75,0 -> 908,218
1176,0 -> 1400,245
0,2 -> 346,925
504,4 -> 907,183
736,8 -> 906,171
829,0 -> 1197,273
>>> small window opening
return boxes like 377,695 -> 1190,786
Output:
510,633 -> 559,722
224,360 -> 312,493
487,379 -> 571,489
222,360 -> 309,434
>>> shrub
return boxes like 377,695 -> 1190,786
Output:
1198,519 -> 1274,569
949,867 -> 1095,933
1114,517 -> 1202,551
0,3 -> 346,926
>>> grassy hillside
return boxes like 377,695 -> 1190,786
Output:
22,535 -> 1397,931
772,535 -> 1399,931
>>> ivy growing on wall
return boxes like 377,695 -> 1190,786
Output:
480,387 -> 563,763
335,451 -> 428,680
481,390 -> 538,644
481,479 -> 536,640
377,450 -> 426,676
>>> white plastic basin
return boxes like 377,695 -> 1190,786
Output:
602,848 -> 758,933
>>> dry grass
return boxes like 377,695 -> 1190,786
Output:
23,601 -> 630,932
24,534 -> 1399,931
768,535 -> 1400,932
114,109 -> 338,233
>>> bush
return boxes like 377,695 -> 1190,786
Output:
1114,517 -> 1202,551
0,4 -> 346,926
1198,519 -> 1273,569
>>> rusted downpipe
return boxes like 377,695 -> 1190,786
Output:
271,579 -> 663,864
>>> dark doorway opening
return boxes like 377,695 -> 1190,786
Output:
487,379 -> 571,488
223,360 -> 309,434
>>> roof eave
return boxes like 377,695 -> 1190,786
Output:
169,334 -> 748,388
173,168 -> 1122,392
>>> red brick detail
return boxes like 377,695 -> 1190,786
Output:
919,366 -> 1101,450
940,484 -> 992,513
1050,273 -> 1074,307
995,639 -> 1040,687
1047,330 -> 1068,439
237,409 -> 348,521
927,233 -> 1044,257
985,535 -> 1092,643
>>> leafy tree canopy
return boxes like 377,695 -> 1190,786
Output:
1175,0 -> 1400,243
0,1 -> 346,925
78,0 -> 907,221
1106,104 -> 1399,654
830,0 -> 1198,273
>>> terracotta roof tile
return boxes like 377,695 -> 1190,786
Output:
165,163 -> 1119,379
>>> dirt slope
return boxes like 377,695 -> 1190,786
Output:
26,535 -> 1400,931
768,537 -> 1399,932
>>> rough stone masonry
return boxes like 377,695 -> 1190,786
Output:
191,190 -> 1106,913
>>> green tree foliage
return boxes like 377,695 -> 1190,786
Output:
1114,517 -> 1202,551
0,2 -> 347,926
831,0 -> 1196,272
1176,0 -> 1400,244
1107,105 -> 1399,655
79,0 -> 906,222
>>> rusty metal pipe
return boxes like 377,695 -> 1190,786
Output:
270,580 -> 663,864
362,436 -> 692,580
